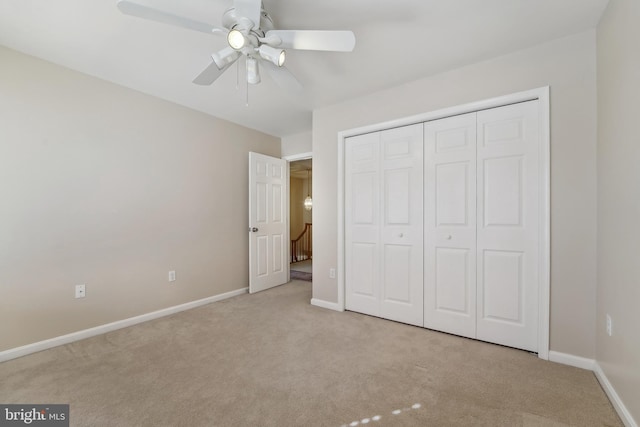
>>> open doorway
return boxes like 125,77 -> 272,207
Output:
289,159 -> 312,282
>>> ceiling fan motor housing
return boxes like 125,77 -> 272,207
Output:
222,7 -> 273,35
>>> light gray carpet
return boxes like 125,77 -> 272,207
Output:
290,259 -> 312,273
289,270 -> 312,282
0,282 -> 622,427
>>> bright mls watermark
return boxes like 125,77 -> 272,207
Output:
0,405 -> 68,426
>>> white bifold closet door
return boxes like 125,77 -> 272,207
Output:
424,100 -> 540,352
424,112 -> 478,338
475,101 -> 540,352
345,124 -> 424,327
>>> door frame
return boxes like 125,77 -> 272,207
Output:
284,152 -> 313,280
337,87 -> 551,360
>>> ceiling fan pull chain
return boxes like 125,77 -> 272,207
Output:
236,59 -> 240,90
246,61 -> 250,107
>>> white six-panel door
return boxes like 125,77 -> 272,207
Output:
345,124 -> 424,326
249,152 -> 287,294
476,101 -> 539,352
424,113 -> 477,338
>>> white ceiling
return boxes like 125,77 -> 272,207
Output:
0,0 -> 609,137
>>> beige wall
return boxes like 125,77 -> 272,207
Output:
313,31 -> 598,358
281,131 -> 312,158
596,0 -> 640,422
0,46 -> 280,351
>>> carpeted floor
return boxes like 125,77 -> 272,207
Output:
291,259 -> 312,273
290,270 -> 312,282
0,282 -> 622,427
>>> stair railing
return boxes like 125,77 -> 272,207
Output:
291,223 -> 312,263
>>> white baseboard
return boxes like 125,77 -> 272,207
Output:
593,362 -> 638,427
548,351 -> 596,370
310,298 -> 344,312
0,287 -> 248,363
548,352 -> 636,427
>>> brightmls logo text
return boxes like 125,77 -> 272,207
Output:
4,408 -> 45,424
0,405 -> 68,426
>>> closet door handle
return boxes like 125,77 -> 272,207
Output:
399,233 -> 404,238
445,235 -> 452,240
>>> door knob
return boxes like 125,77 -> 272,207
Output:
250,227 -> 259,232
446,235 -> 452,240
399,233 -> 404,238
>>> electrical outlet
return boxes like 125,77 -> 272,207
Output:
168,270 -> 176,282
606,314 -> 613,336
329,268 -> 336,279
75,284 -> 86,299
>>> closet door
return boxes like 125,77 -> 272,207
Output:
476,100 -> 540,352
379,125 -> 424,326
345,132 -> 380,317
345,124 -> 424,326
424,113 -> 477,338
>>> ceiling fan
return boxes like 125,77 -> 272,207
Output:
117,0 -> 356,91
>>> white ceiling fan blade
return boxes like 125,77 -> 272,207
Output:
261,62 -> 303,92
193,59 -> 237,85
263,30 -> 356,52
233,0 -> 262,29
117,0 -> 225,35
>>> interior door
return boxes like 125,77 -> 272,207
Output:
379,125 -> 424,326
249,152 -> 288,293
345,124 -> 423,327
345,132 -> 380,317
476,100 -> 540,352
424,113 -> 477,338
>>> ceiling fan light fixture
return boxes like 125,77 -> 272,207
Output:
211,47 -> 240,69
258,44 -> 285,67
227,28 -> 246,50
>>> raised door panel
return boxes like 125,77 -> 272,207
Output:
435,248 -> 471,314
256,235 -> 269,277
351,243 -> 377,297
255,182 -> 268,224
383,244 -> 412,303
385,169 -> 411,225
270,180 -> 285,276
379,124 -> 424,327
482,250 -> 524,323
436,162 -> 469,226
476,100 -> 539,352
424,113 -> 477,338
483,156 -> 523,227
272,234 -> 284,274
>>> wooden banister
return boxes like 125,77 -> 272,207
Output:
291,223 -> 312,263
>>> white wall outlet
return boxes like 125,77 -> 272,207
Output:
606,314 -> 613,336
329,268 -> 336,279
75,284 -> 86,299
168,270 -> 176,282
